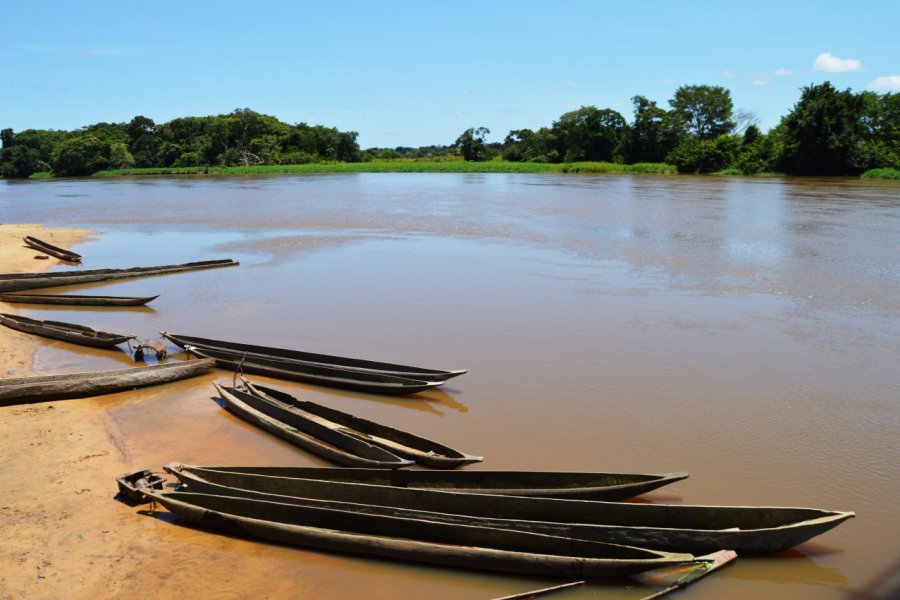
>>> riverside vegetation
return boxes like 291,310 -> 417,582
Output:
1,81 -> 897,180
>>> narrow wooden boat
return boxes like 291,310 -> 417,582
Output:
140,490 -> 693,578
213,382 -> 414,469
0,313 -> 135,348
161,331 -> 465,382
116,468 -> 166,504
168,460 -> 686,501
165,464 -> 855,555
190,345 -> 442,395
240,379 -> 482,469
0,359 -> 216,406
0,259 -> 238,292
24,235 -> 82,262
0,293 -> 159,306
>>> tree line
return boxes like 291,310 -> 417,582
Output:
1,82 -> 897,178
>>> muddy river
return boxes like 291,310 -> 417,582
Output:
1,173 -> 897,599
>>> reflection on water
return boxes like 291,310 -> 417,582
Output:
2,174 -> 898,599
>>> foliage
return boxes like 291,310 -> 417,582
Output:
454,127 -> 493,161
666,134 -> 740,173
669,85 -> 735,140
50,134 -> 109,176
552,106 -> 628,162
861,167 -> 900,179
623,96 -> 680,163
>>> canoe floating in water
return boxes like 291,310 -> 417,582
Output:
23,235 -> 82,262
191,345 -> 441,395
161,331 -> 466,382
0,359 -> 216,406
0,313 -> 136,348
0,259 -> 238,292
140,489 -> 694,578
213,382 -> 414,468
240,379 -> 482,469
166,464 -> 854,555
168,457 -> 685,501
0,293 -> 159,306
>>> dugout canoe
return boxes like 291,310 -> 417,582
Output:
213,382 -> 414,468
165,464 -> 855,555
161,331 -> 465,382
140,490 -> 693,578
191,345 -> 441,395
0,259 -> 238,292
240,379 -> 482,469
24,235 -> 82,262
0,358 -> 215,406
168,460 -> 686,501
0,293 -> 159,306
0,313 -> 135,348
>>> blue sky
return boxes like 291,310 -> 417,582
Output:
2,0 -> 898,148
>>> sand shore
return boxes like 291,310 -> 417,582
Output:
0,225 -> 137,599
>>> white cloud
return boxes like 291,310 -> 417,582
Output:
752,78 -> 770,86
560,79 -> 576,87
775,67 -> 793,76
868,75 -> 900,91
813,52 -> 862,72
723,69 -> 736,79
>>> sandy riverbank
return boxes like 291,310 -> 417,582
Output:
0,225 -> 136,599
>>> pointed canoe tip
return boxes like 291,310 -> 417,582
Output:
669,472 -> 690,481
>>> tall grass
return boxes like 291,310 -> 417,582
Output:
861,168 -> 900,180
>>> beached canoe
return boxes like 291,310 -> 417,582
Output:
165,464 -> 855,555
168,460 -> 686,501
190,345 -> 441,395
23,235 -> 82,262
0,259 -> 238,292
0,359 -> 216,406
0,313 -> 135,348
140,490 -> 693,578
240,379 -> 482,469
161,331 -> 466,382
0,293 -> 159,306
213,382 -> 414,468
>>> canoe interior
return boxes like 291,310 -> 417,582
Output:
24,235 -> 82,262
0,313 -> 135,346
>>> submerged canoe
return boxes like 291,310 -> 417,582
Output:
0,313 -> 135,348
168,461 -> 686,501
0,293 -> 159,306
166,464 -> 855,555
161,331 -> 465,382
24,235 -> 82,262
241,379 -> 482,469
0,359 -> 216,406
213,382 -> 414,468
141,490 -> 693,578
0,259 -> 238,292
190,345 -> 441,395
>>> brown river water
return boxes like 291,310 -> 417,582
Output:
1,174 -> 898,599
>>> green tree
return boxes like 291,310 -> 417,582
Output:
1,145 -> 43,178
666,134 -> 740,173
109,142 -> 135,169
670,85 -> 735,140
552,106 -> 627,162
455,127 -> 491,161
50,134 -> 108,176
624,96 -> 680,163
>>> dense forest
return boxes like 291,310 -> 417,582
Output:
1,81 -> 897,178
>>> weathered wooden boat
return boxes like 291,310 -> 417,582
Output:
191,345 -> 442,395
165,464 -> 855,555
240,379 -> 482,469
140,490 -> 694,578
24,235 -> 82,262
116,468 -> 166,504
0,359 -> 216,406
0,259 -> 238,292
168,460 -> 686,501
161,331 -> 465,382
0,313 -> 136,348
213,382 -> 414,468
0,293 -> 159,306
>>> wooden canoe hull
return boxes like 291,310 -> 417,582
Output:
165,463 -> 687,501
161,331 -> 465,382
24,236 -> 82,262
243,380 -> 482,469
0,313 -> 135,348
188,345 -> 441,395
0,359 -> 216,406
165,464 -> 855,555
0,293 -> 159,306
142,491 -> 692,578
214,383 -> 413,469
0,259 -> 238,292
